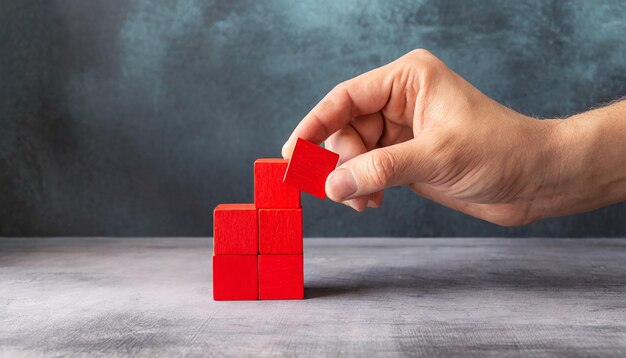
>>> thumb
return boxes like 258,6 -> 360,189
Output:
325,139 -> 425,202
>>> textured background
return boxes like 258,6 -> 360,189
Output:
1,0 -> 625,237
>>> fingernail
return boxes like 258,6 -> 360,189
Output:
281,142 -> 289,159
367,199 -> 380,208
345,198 -> 366,212
326,169 -> 357,200
344,199 -> 359,211
354,198 -> 367,212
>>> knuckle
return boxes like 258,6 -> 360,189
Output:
398,50 -> 442,97
404,49 -> 438,67
331,81 -> 349,96
328,81 -> 354,111
365,151 -> 397,188
322,81 -> 349,108
406,48 -> 435,60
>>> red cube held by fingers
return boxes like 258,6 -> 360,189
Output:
213,204 -> 258,255
213,255 -> 258,300
259,255 -> 304,300
283,138 -> 340,199
254,159 -> 301,209
259,208 -> 303,255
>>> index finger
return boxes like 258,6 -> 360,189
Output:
281,63 -> 394,159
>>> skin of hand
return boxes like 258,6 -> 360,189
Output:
281,49 -> 626,226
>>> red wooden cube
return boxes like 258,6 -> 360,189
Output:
283,138 -> 340,199
259,208 -> 302,255
254,159 -> 301,209
259,255 -> 304,300
213,255 -> 258,301
213,204 -> 258,255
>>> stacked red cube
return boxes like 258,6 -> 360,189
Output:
212,138 -> 339,301
213,159 -> 303,300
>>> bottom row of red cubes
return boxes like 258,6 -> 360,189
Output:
213,255 -> 303,300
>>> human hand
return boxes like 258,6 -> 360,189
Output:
282,49 -> 562,226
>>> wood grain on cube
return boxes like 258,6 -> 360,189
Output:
254,159 -> 301,209
259,208 -> 303,255
283,138 -> 339,199
259,255 -> 304,300
213,203 -> 258,255
213,255 -> 258,301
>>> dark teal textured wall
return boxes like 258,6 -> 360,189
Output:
1,0 -> 625,236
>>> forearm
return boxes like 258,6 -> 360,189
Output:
534,100 -> 626,219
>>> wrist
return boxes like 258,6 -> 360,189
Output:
523,118 -> 568,222
530,106 -> 626,220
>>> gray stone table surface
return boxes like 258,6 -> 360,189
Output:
1,237 -> 625,357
